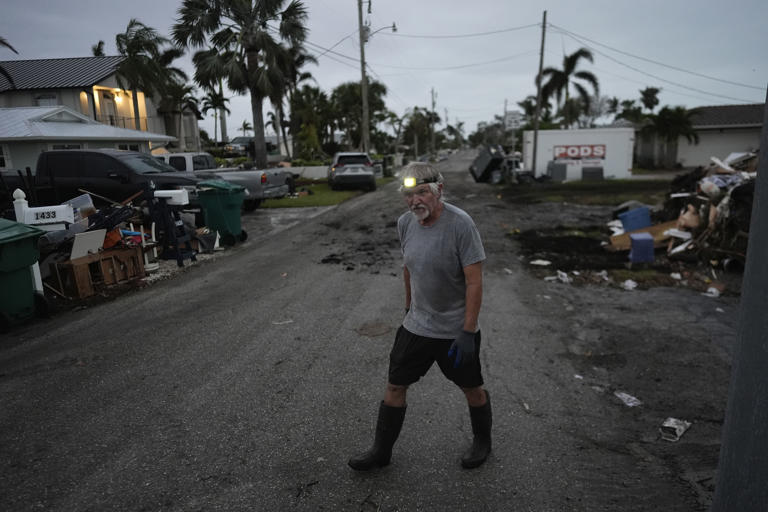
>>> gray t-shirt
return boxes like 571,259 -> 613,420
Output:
398,202 -> 486,339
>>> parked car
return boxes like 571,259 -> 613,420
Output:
1,149 -> 202,210
224,136 -> 252,156
327,152 -> 376,191
155,152 -> 294,211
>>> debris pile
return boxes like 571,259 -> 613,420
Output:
609,151 -> 759,272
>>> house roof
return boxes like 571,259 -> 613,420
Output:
0,56 -> 125,93
0,106 -> 173,142
689,103 -> 765,129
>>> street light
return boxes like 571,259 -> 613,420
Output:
357,2 -> 396,153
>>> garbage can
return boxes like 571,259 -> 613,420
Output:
0,218 -> 45,329
196,180 -> 247,246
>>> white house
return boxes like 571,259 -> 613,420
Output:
0,106 -> 173,176
676,103 -> 763,168
0,56 -> 200,151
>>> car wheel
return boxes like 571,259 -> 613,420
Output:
243,199 -> 262,212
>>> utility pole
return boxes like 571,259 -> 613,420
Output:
504,98 -> 508,147
531,10 -> 547,174
430,87 -> 437,156
357,0 -> 370,153
712,97 -> 768,510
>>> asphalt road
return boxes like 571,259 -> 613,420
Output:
0,152 -> 738,511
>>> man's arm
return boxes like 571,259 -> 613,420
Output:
403,265 -> 412,311
463,262 -> 483,332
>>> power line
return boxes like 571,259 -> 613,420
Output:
551,27 -> 759,104
380,23 -> 540,39
368,50 -> 539,71
549,23 -> 764,91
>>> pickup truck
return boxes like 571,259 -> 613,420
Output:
155,152 -> 294,211
0,149 -> 202,210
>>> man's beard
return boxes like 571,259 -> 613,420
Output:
410,205 -> 430,221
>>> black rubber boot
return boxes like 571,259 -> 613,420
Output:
461,390 -> 492,469
348,401 -> 406,471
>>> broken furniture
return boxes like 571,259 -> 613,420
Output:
150,189 -> 197,268
53,246 -> 145,299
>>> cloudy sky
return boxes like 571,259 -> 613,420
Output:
2,0 -> 766,139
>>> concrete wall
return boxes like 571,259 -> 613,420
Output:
677,128 -> 761,168
290,165 -> 327,180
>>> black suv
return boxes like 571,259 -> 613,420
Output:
33,149 -> 201,205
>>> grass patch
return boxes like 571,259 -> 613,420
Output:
502,179 -> 670,206
262,177 -> 395,208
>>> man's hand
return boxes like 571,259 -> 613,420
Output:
448,330 -> 476,368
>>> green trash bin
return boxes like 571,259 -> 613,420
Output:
0,218 -> 45,329
197,180 -> 247,246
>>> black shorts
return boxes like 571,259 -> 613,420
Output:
388,326 -> 484,389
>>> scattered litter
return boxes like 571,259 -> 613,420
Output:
271,319 -> 294,325
622,279 -> 638,291
530,259 -> 551,266
716,307 -> 725,313
669,239 -> 693,255
574,374 -> 584,380
542,295 -> 551,300
669,192 -> 695,198
701,287 -> 721,298
522,401 -> 531,413
557,270 -> 572,284
544,276 -> 557,282
660,418 -> 692,442
614,391 -> 642,407
572,270 -> 580,276
316,457 -> 327,462
596,270 -> 609,281
503,268 -> 513,274
670,272 -> 682,280
281,272 -> 288,278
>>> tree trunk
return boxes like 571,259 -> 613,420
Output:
247,51 -> 268,168
278,104 -> 292,160
178,106 -> 186,151
218,81 -> 228,143
131,89 -> 141,130
213,113 -> 218,144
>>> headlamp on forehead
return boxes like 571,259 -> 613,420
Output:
402,175 -> 438,188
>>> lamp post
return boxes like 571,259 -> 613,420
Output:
357,1 -> 395,153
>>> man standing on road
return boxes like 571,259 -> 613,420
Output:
348,162 -> 492,471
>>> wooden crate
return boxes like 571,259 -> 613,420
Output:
54,246 -> 145,299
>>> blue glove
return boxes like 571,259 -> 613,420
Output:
448,330 -> 476,368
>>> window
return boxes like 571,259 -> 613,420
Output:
46,152 -> 83,178
117,144 -> 140,152
0,145 -> 11,169
84,153 -> 121,177
192,155 -> 215,170
168,156 -> 187,171
50,144 -> 82,150
36,93 -> 58,107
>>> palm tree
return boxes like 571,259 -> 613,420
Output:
0,36 -> 19,89
642,106 -> 698,168
115,19 -> 168,130
202,89 -> 230,144
174,0 -> 309,168
640,87 -> 661,113
239,120 -> 253,137
91,40 -> 106,57
160,82 -> 200,151
540,48 -> 599,128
